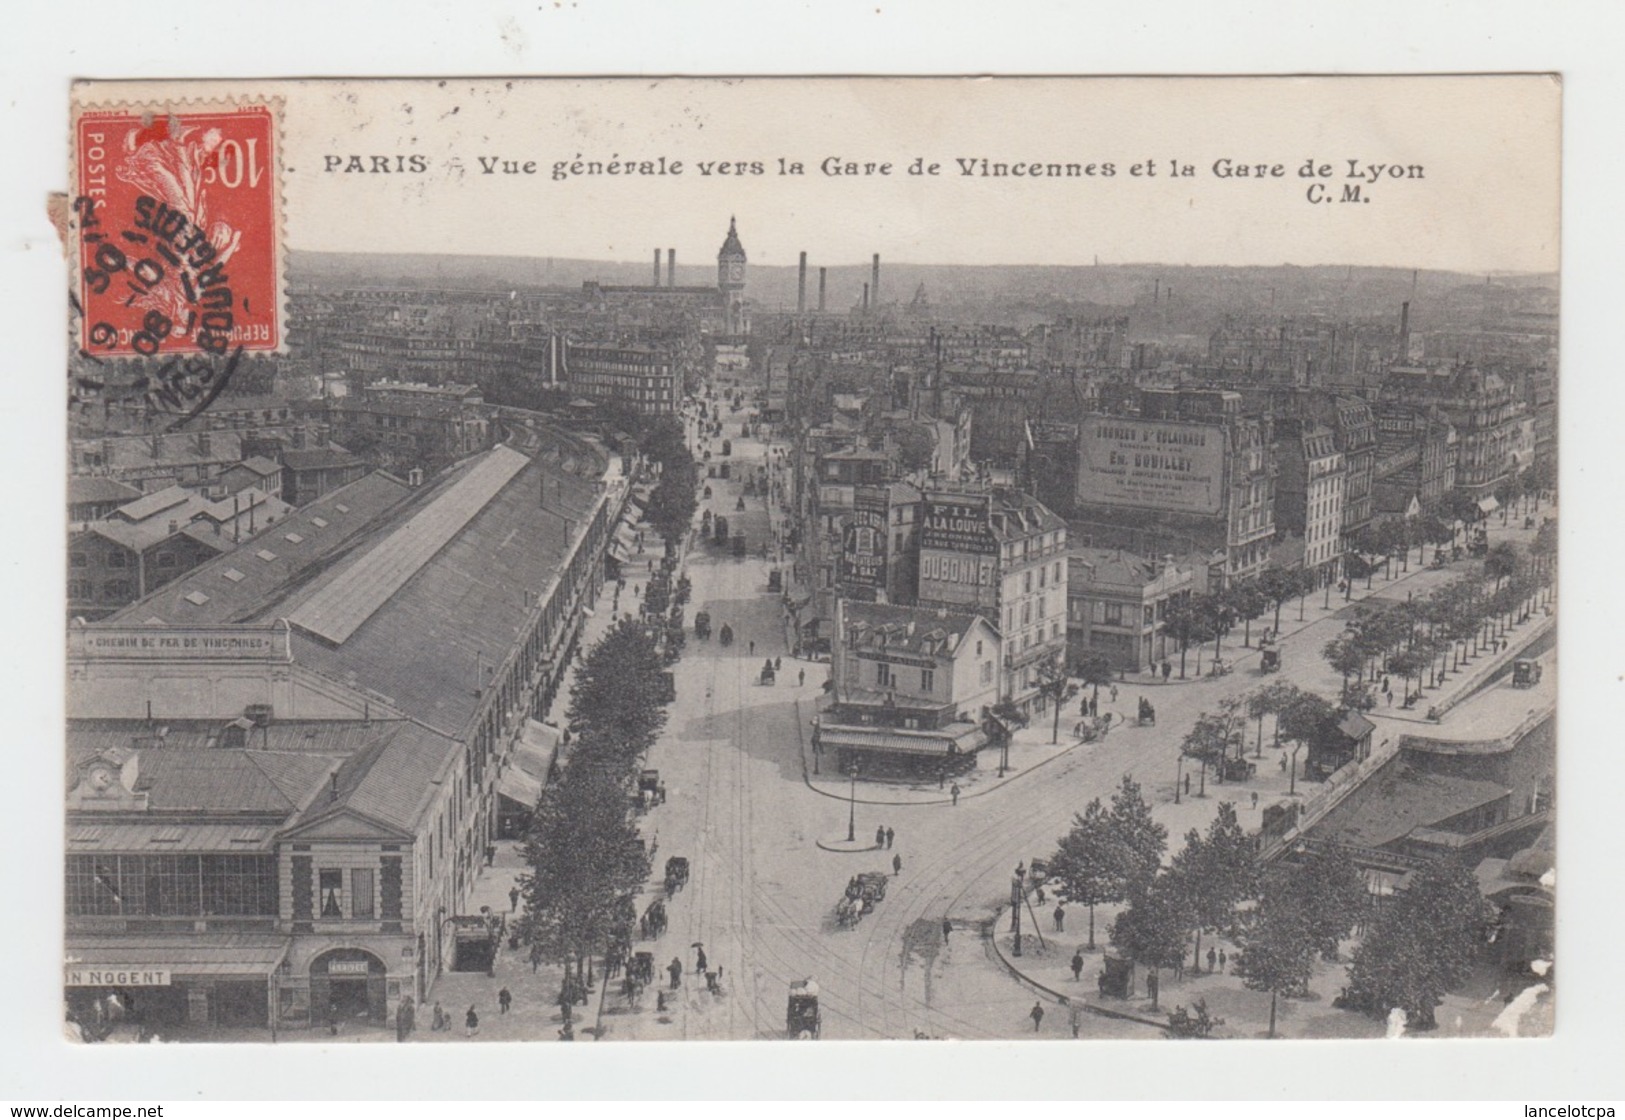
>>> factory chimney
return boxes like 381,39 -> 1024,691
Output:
653,249 -> 661,286
871,254 -> 881,306
797,252 -> 807,314
667,248 -> 676,288
862,282 -> 870,310
818,268 -> 827,312
1399,300 -> 1412,362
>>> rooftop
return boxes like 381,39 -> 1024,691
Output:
68,477 -> 143,507
274,450 -> 605,736
1313,760 -> 1510,850
108,472 -> 414,625
840,599 -> 990,659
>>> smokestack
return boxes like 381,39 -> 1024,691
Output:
1399,300 -> 1412,361
797,252 -> 807,314
871,254 -> 881,306
653,249 -> 661,286
862,282 -> 870,310
818,268 -> 827,311
667,248 -> 675,288
1153,279 -> 1160,305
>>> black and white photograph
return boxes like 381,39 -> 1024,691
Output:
50,74 -> 1566,1051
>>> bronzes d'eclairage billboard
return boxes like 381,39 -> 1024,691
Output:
1077,418 -> 1226,515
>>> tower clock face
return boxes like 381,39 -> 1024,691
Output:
728,262 -> 744,282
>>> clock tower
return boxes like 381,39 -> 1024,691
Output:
716,216 -> 747,335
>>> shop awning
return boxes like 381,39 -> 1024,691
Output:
66,935 -> 291,983
1478,496 -> 1500,514
498,720 -> 558,808
818,724 -> 989,757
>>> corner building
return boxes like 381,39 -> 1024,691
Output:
915,486 -> 1068,715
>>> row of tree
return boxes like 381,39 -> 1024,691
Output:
1321,532 -> 1554,708
1049,781 -> 1493,1035
515,617 -> 671,986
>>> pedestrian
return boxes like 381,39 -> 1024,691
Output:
432,1001 -> 447,1031
1071,951 -> 1084,981
1035,885 -> 1046,905
656,990 -> 668,1013
1207,946 -> 1217,973
1110,684 -> 1119,703
705,970 -> 719,994
1219,949 -> 1227,973
498,987 -> 512,1014
1280,754 -> 1288,772
1030,1001 -> 1045,1032
465,1005 -> 479,1037
485,844 -> 496,867
749,640 -> 756,655
876,825 -> 887,849
1251,791 -> 1259,809
509,885 -> 520,912
695,946 -> 708,974
1069,1000 -> 1084,1038
950,782 -> 961,806
396,996 -> 415,1042
1054,903 -> 1066,932
775,656 -> 782,671
885,826 -> 895,850
669,957 -> 683,990
892,853 -> 903,876
1162,661 -> 1172,681
1382,676 -> 1391,694
942,917 -> 953,944
799,668 -> 806,687
1386,690 -> 1394,707
657,781 -> 667,805
1184,773 -> 1191,794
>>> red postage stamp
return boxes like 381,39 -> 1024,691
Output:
72,102 -> 282,358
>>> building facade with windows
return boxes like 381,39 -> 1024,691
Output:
816,599 -> 1001,775
1066,549 -> 1195,674
915,486 -> 1068,713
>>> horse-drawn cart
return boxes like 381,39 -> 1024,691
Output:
787,980 -> 821,1039
664,856 -> 690,897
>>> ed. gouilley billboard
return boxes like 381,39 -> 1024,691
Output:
1077,419 -> 1226,515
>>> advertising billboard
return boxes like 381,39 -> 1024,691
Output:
1077,419 -> 1226,515
838,486 -> 888,591
920,495 -> 996,554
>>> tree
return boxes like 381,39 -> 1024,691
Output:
1339,858 -> 1492,1030
1287,844 -> 1369,961
1256,568 -> 1299,634
1159,596 -> 1202,680
1171,802 -> 1258,973
1072,650 -> 1114,707
566,617 -> 670,768
1034,654 -> 1080,745
1226,579 -> 1268,647
517,759 -> 650,982
1248,682 -> 1300,758
1277,690 -> 1337,766
1107,774 -> 1167,899
892,423 -> 937,473
1049,798 -> 1124,950
1180,698 -> 1245,795
1484,541 -> 1519,592
1195,592 -> 1235,666
1109,871 -> 1191,1009
1234,881 -> 1315,1039
1321,635 -> 1365,690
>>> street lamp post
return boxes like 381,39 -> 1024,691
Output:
1175,752 -> 1185,805
845,759 -> 861,843
1289,745 -> 1302,796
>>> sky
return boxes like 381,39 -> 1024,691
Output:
76,76 -> 1560,273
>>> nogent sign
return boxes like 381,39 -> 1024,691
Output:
66,968 -> 172,987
